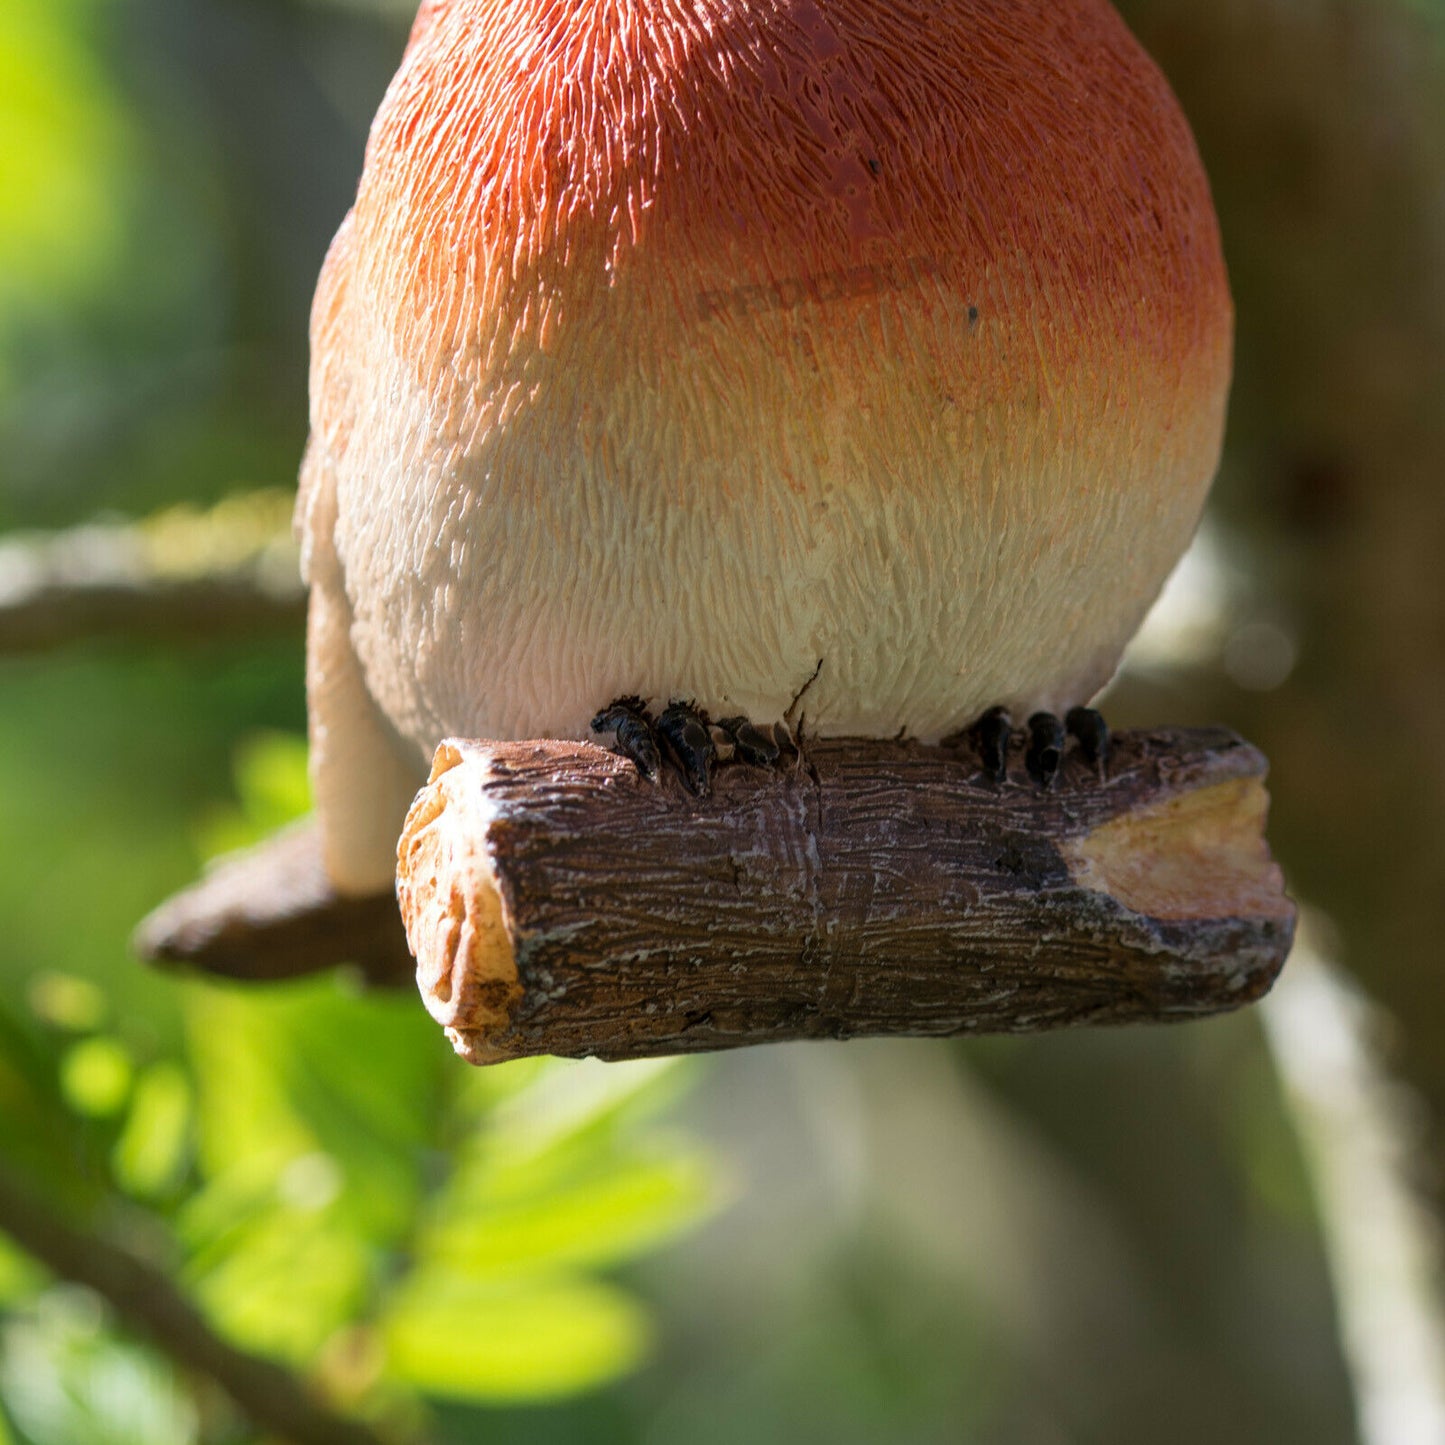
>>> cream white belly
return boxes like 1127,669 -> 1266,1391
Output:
334,292 -> 1211,763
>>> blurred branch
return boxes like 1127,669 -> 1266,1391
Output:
135,819 -> 411,986
1262,927 -> 1445,1445
0,1164 -> 403,1445
1114,0 -> 1445,1163
399,729 -> 1295,1065
0,493 -> 305,653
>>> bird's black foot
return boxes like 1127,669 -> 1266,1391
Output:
953,705 -> 1012,784
590,696 -> 662,781
593,695 -> 802,793
1026,711 -> 1065,789
773,720 -> 800,766
1066,706 -> 1110,779
947,704 -> 1111,788
716,710 -> 797,768
657,700 -> 718,796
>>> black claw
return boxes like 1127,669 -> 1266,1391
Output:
1066,706 -> 1110,779
708,724 -> 737,762
590,695 -> 661,781
968,706 -> 1012,784
771,720 -> 800,764
1026,712 -> 1065,788
657,700 -> 717,797
717,715 -> 782,768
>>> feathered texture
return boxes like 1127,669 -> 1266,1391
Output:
300,0 -> 1232,891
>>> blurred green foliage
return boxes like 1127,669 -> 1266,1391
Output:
0,1 -> 727,1433
0,713 -> 723,1441
2,1293 -> 198,1445
0,0 -> 132,337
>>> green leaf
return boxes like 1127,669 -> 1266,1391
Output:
0,1001 -> 100,1201
0,1295 -> 198,1445
424,1143 -> 722,1278
58,1037 -> 133,1118
194,731 -> 312,860
182,974 -> 440,1241
0,0 -> 132,328
175,976 -> 446,1364
27,974 -> 106,1033
112,1063 -> 192,1199
187,1207 -> 370,1364
382,1273 -> 650,1403
0,1237 -> 42,1307
465,1057 -> 699,1195
181,984 -> 318,1183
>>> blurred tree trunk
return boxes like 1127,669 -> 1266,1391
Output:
1114,0 -> 1445,1168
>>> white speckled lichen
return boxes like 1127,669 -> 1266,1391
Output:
299,0 -> 1232,891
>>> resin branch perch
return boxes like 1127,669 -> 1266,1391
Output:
396,728 -> 1295,1064
135,820 -> 412,986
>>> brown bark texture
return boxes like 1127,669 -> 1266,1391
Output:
397,728 -> 1295,1065
134,820 -> 411,986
